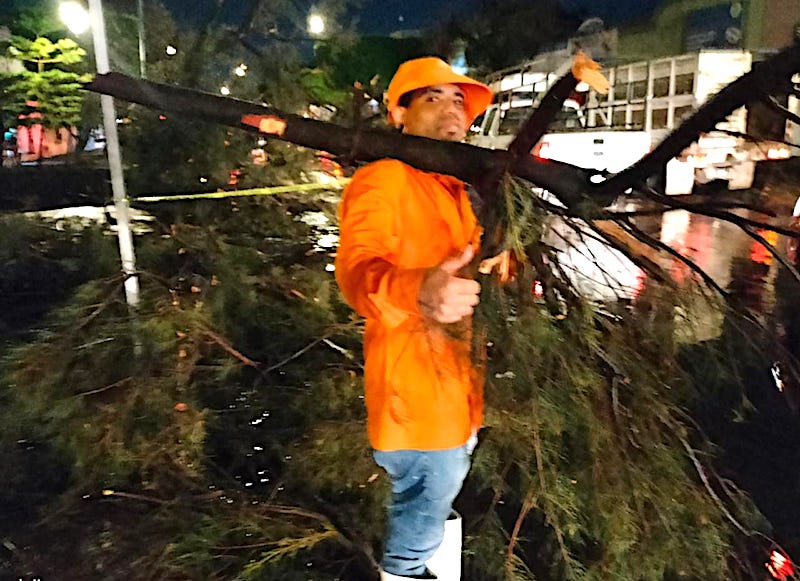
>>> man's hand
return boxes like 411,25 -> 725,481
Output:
418,247 -> 481,324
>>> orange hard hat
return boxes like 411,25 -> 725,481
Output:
386,57 -> 493,124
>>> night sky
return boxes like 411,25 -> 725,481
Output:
162,0 -> 665,35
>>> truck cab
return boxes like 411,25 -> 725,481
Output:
470,100 -> 653,176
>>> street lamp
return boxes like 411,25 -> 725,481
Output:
60,0 -> 140,310
308,14 -> 325,36
165,44 -> 177,56
59,1 -> 90,35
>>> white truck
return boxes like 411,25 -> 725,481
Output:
470,50 -> 798,195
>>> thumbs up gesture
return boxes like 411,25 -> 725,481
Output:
418,246 -> 481,324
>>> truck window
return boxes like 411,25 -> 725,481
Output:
471,113 -> 485,134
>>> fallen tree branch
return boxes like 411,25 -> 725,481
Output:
507,72 -> 579,161
204,329 -> 261,368
676,435 -> 750,536
74,377 -> 133,398
740,225 -> 800,283
767,95 -> 800,126
640,185 -> 800,238
715,128 -> 800,150
85,73 -> 596,211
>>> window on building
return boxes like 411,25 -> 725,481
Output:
675,73 -> 695,95
551,106 -> 583,131
631,107 -> 645,129
652,108 -> 669,129
612,107 -> 627,127
674,105 -> 694,123
631,80 -> 648,100
630,65 -> 648,100
653,77 -> 670,98
652,62 -> 671,98
613,67 -> 628,101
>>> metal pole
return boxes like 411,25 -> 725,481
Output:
136,0 -> 147,79
88,0 -> 140,308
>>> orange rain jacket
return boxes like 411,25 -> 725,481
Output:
335,159 -> 484,452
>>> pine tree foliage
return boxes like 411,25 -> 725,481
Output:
0,177 -> 781,579
0,194 -> 390,579
0,215 -> 118,339
460,178 -> 772,580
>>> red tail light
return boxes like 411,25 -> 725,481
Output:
766,549 -> 796,580
532,141 -> 551,160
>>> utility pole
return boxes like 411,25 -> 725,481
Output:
89,0 -> 140,309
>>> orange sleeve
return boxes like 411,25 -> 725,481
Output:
335,161 -> 426,328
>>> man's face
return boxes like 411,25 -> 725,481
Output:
392,84 -> 469,142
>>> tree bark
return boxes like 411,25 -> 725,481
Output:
85,41 -> 800,218
85,72 -> 596,209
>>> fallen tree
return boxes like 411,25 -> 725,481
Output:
86,42 -> 800,216
1,40 -> 795,580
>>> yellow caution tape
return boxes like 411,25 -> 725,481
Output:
132,180 -> 347,203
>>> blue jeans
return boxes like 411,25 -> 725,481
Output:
373,445 -> 471,577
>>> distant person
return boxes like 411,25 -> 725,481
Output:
335,57 -> 492,580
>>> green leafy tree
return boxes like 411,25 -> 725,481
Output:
0,36 -> 90,159
0,0 -> 63,38
312,35 -> 425,105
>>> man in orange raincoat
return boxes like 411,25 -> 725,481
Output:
335,57 -> 493,580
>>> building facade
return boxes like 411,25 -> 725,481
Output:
618,0 -> 800,61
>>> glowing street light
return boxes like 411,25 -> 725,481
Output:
59,1 -> 90,35
165,44 -> 177,56
220,85 -> 231,96
308,13 -> 325,35
234,63 -> 248,77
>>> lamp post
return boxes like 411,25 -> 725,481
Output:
136,0 -> 147,78
61,0 -> 140,309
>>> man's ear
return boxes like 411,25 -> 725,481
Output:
389,106 -> 406,129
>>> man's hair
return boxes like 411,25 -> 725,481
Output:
397,89 -> 420,109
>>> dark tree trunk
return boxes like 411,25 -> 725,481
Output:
85,72 -> 598,210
